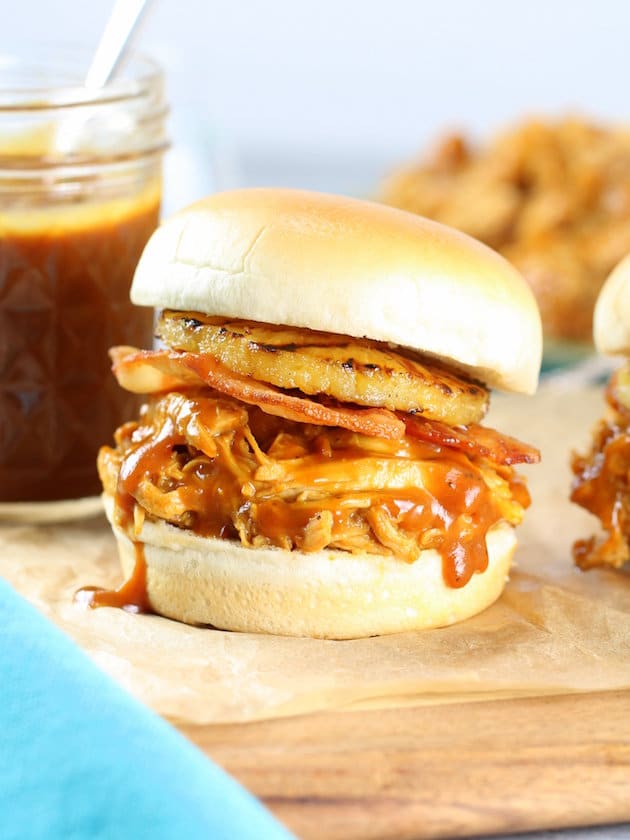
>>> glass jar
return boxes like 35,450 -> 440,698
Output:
0,49 -> 167,513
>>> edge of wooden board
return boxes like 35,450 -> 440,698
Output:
179,689 -> 630,840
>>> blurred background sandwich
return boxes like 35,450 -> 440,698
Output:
380,118 -> 630,355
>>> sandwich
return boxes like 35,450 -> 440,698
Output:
93,188 -> 542,638
571,254 -> 630,569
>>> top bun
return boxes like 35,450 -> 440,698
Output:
594,253 -> 630,355
132,189 -> 542,393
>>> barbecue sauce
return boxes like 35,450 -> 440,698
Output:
0,191 -> 160,501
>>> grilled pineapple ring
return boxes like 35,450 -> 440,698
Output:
157,311 -> 489,425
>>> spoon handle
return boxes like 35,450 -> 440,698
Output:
85,0 -> 152,88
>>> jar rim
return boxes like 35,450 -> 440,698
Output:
0,47 -> 163,111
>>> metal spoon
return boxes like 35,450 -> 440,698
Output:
53,0 -> 153,152
85,0 -> 152,87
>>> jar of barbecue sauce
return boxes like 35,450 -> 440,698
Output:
0,51 -> 167,516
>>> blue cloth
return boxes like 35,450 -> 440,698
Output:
0,578 -> 293,840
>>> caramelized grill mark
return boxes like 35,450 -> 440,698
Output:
155,313 -> 490,424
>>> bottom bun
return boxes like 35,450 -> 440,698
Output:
104,494 -> 516,638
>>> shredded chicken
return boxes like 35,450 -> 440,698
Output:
99,389 -> 530,587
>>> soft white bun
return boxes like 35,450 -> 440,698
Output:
594,254 -> 630,354
132,189 -> 542,394
104,495 -> 515,639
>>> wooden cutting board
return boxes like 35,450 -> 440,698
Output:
180,689 -> 630,839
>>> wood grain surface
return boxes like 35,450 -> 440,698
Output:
180,689 -> 630,839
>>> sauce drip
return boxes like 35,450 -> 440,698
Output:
76,543 -> 150,613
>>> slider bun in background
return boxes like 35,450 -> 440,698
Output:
594,253 -> 630,354
131,188 -> 542,395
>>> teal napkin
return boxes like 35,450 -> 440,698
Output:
0,578 -> 293,840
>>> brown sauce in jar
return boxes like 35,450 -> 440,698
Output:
0,190 -> 160,501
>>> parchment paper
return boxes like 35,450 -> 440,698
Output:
2,385 -> 629,724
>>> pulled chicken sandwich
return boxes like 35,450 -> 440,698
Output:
93,188 -> 543,638
571,253 -> 630,570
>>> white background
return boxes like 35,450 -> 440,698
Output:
5,0 -> 630,208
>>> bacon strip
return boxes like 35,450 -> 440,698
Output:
109,346 -> 201,392
111,347 -> 406,440
404,415 -> 540,466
